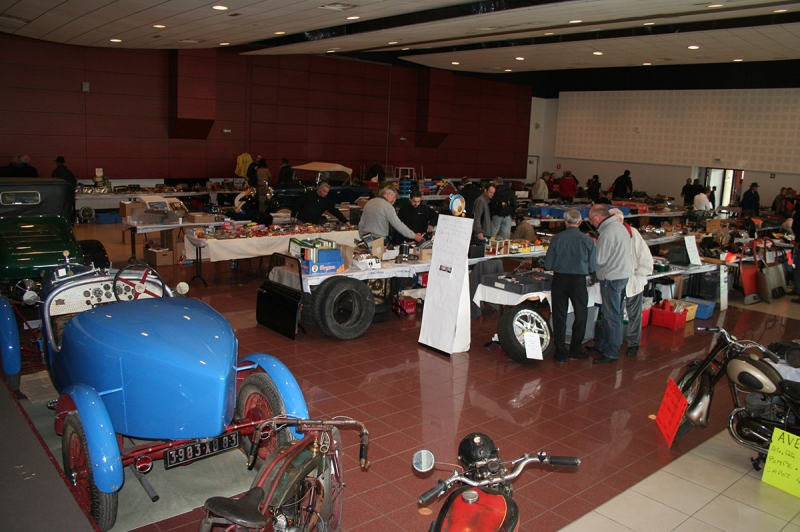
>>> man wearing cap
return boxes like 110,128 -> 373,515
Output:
741,182 -> 760,217
52,156 -> 76,187
277,158 -> 294,184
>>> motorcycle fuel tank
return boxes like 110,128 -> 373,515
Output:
727,354 -> 782,394
433,486 -> 519,532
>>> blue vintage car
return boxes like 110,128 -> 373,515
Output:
0,262 -> 309,531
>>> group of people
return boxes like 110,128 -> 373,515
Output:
529,169 -> 634,202
1,155 -> 76,186
544,204 -> 653,364
681,178 -> 717,213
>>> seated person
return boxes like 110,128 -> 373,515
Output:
510,215 -> 538,241
693,187 -> 714,213
291,182 -> 349,225
229,194 -> 273,225
393,190 -> 437,244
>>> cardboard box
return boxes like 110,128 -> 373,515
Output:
120,201 -> 141,218
668,299 -> 698,321
143,247 -> 174,267
419,248 -> 433,262
187,212 -> 215,223
371,237 -> 385,259
300,258 -> 345,275
161,229 -> 185,248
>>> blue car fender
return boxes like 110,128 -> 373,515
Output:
0,296 -> 21,377
59,385 -> 124,493
239,353 -> 309,439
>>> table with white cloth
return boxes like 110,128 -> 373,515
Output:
122,220 -> 250,262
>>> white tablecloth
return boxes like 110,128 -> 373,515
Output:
473,282 -> 602,313
184,230 -> 360,262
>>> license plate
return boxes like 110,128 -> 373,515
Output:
164,432 -> 240,469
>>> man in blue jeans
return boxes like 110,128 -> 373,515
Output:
587,204 -> 632,364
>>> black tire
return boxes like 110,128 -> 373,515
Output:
310,277 -> 347,333
372,296 -> 392,323
675,364 -> 706,437
3,372 -> 20,391
236,373 -> 294,467
78,239 -> 110,269
62,412 -> 118,532
313,278 -> 374,340
301,292 -> 316,326
497,301 -> 554,364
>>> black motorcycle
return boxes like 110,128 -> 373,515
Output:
676,327 -> 800,469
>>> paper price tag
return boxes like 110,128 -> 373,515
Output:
762,428 -> 800,498
523,332 -> 543,360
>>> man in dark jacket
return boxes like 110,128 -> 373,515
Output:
459,177 -> 482,219
489,177 -> 516,239
740,182 -> 760,216
51,156 -> 76,187
612,170 -> 632,199
394,190 -> 438,244
292,182 -> 349,225
277,158 -> 294,183
7,155 -> 38,177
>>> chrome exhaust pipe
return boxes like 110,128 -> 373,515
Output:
727,407 -> 770,455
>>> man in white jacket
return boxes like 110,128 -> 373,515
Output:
609,209 -> 654,357
530,172 -> 549,201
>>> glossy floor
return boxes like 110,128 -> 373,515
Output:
77,224 -> 800,532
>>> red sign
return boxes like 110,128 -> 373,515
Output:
556,164 -> 561,170
656,378 -> 689,447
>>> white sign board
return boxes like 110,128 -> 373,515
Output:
684,235 -> 702,266
419,216 -> 473,354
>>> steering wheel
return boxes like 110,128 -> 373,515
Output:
113,263 -> 166,301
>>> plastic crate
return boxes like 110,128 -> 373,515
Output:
682,297 -> 716,319
97,213 -> 119,224
642,307 -> 651,327
651,307 -> 688,330
667,299 -> 698,321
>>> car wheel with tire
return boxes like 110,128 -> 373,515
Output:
313,278 -> 375,340
62,412 -> 118,532
497,302 -> 554,364
236,373 -> 294,466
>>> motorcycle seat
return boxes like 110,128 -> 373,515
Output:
783,380 -> 800,403
203,487 -> 267,529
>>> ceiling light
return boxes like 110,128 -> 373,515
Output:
643,22 -> 655,26
274,31 -> 285,35
347,16 -> 359,20
505,69 -> 512,72
179,39 -> 201,43
153,24 -> 166,28
569,20 -> 582,24
110,38 -> 122,42
388,41 -> 398,45
220,42 -> 230,46
401,47 -> 409,50
688,45 -> 699,50
733,58 -> 743,62
707,4 -> 723,8
212,5 -> 228,10
0,14 -> 30,25
326,50 -> 336,53
774,9 -> 787,13
593,51 -> 603,56
319,3 -> 355,10
544,32 -> 554,35
451,62 -> 459,65
515,56 -> 524,60
643,62 -> 652,66
476,27 -> 495,31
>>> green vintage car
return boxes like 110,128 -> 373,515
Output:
0,178 -> 108,296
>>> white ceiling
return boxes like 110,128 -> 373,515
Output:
1,0 -> 799,73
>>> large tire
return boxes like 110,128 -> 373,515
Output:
675,363 -> 707,437
62,412 -> 118,532
497,302 -> 554,364
301,292 -> 316,326
236,373 -> 294,467
371,296 -> 392,323
310,277 -> 347,332
313,278 -> 374,340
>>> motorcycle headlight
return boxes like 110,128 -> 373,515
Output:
458,432 -> 498,467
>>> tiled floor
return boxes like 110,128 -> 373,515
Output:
53,224 -> 800,531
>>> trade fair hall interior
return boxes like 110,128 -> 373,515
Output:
2,1 -> 800,532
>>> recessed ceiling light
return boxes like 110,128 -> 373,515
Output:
388,41 -> 398,45
347,16 -> 359,20
220,42 -> 230,46
593,51 -> 603,56
153,24 -> 166,28
451,62 -> 459,65
774,9 -> 787,13
707,4 -> 723,8
110,38 -> 122,42
179,39 -> 201,43
505,69 -> 512,72
319,3 -> 355,10
274,31 -> 285,35
401,47 -> 409,50
733,58 -> 743,62
569,20 -> 582,24
688,45 -> 699,50
643,22 -> 655,26
544,32 -> 554,35
476,27 -> 495,31
515,56 -> 524,60
643,62 -> 652,65
212,5 -> 228,10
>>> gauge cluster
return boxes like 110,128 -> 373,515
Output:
47,275 -> 163,316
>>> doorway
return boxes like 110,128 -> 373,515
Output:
703,168 -> 745,207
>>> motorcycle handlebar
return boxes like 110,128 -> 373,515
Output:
698,327 -> 780,363
418,480 -> 447,506
546,456 -> 581,467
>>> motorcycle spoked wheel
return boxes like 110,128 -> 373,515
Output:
675,363 -> 712,437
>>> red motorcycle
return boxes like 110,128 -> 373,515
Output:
414,433 -> 580,531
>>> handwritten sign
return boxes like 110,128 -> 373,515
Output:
683,235 -> 702,266
762,428 -> 800,498
655,378 -> 689,447
523,332 -> 543,360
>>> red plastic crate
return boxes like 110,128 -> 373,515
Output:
642,307 -> 651,327
651,307 -> 687,330
395,296 -> 417,315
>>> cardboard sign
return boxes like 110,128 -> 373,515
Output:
762,428 -> 800,498
523,332 -> 543,360
684,235 -> 702,266
655,378 -> 689,447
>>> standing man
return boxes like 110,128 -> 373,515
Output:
8,155 -> 38,177
52,156 -> 76,187
459,177 -> 482,218
709,186 -> 717,209
558,171 -> 577,203
359,185 -> 423,243
612,170 -> 632,199
472,182 -> 496,244
773,187 -> 788,217
246,155 -> 262,186
544,209 -> 596,363
530,172 -> 549,200
292,182 -> 349,225
277,158 -> 294,184
394,190 -> 437,244
740,182 -> 760,217
367,160 -> 385,179
609,209 -> 653,357
587,204 -> 632,364
680,178 -> 693,206
489,177 -> 516,239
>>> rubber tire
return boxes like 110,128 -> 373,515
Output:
301,292 -> 316,326
62,412 -> 118,532
675,363 -> 706,437
236,373 -> 294,467
371,296 -> 392,323
316,427 -> 344,532
497,301 -> 555,364
313,278 -> 375,340
310,277 -> 347,332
